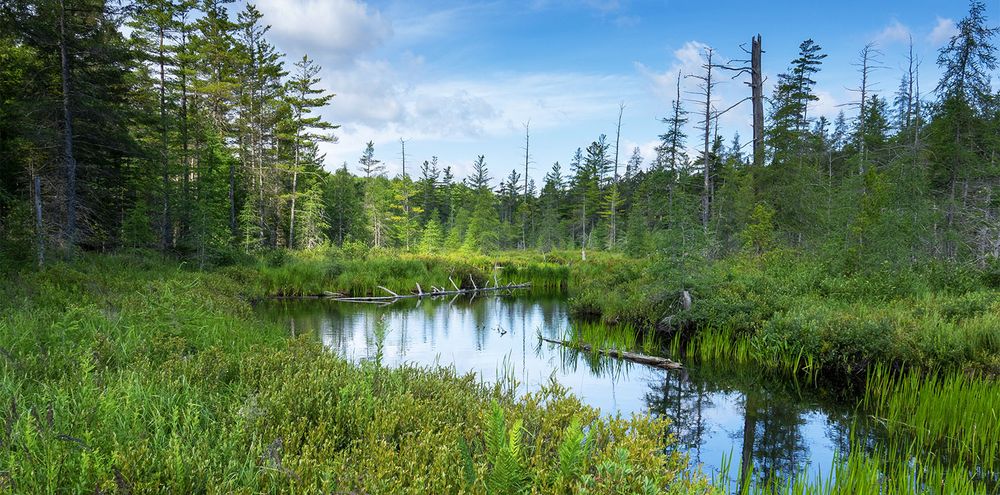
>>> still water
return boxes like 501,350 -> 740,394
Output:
257,293 -> 861,487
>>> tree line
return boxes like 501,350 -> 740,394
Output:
0,0 -> 997,269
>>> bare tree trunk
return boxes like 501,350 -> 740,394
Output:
159,27 -> 172,251
852,43 -> 882,174
692,48 -> 716,231
751,35 -> 764,168
581,199 -> 586,261
611,103 -> 624,248
288,95 -> 303,249
228,160 -> 237,241
670,72 -> 683,169
401,137 -> 410,251
59,0 -> 78,250
523,121 -> 530,249
34,174 -> 44,267
180,20 -> 191,243
288,169 -> 297,248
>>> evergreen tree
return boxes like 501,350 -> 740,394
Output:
282,54 -> 336,249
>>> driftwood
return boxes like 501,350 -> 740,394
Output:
331,281 -> 531,303
540,337 -> 683,370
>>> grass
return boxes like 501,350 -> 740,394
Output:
863,366 -> 1000,476
731,447 -> 990,494
9,247 -> 995,492
570,249 -> 1000,378
224,246 -> 573,298
0,252 -> 711,493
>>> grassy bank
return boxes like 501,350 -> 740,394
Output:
224,247 -> 574,298
0,253 -> 709,494
565,249 -> 1000,493
570,249 -> 1000,377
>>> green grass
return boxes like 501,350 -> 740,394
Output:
731,446 -> 990,495
863,366 -> 1000,475
570,249 -> 1000,378
0,253 -> 710,494
223,247 -> 573,298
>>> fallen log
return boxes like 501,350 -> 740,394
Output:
540,337 -> 682,370
330,282 -> 532,303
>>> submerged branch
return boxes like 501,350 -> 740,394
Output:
540,337 -> 683,370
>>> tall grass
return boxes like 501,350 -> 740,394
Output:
732,446 -> 989,495
863,366 -> 1000,475
229,247 -> 572,298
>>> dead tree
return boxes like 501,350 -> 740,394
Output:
751,35 -> 764,167
720,35 -> 766,167
690,47 -> 748,231
843,43 -> 886,174
688,47 -> 718,231
522,121 -> 531,249
400,137 -> 410,250
610,102 -> 625,248
34,174 -> 44,267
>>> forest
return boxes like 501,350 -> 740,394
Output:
0,0 -> 998,493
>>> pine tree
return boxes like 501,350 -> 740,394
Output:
282,54 -> 336,249
658,71 -> 688,171
930,0 -> 998,258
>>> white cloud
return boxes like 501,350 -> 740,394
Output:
317,70 -> 638,173
530,0 -> 622,12
256,0 -> 391,63
874,19 -> 911,45
928,17 -> 958,46
811,90 -> 842,121
634,40 -> 709,104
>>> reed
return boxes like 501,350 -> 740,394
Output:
735,445 -> 991,495
863,365 -> 1000,475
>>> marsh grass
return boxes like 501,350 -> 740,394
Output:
730,445 -> 991,495
565,321 -> 640,351
0,253 -> 708,494
863,366 -> 1000,476
236,247 -> 573,298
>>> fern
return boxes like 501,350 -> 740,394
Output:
459,435 -> 477,487
482,401 -> 530,495
557,417 -> 590,482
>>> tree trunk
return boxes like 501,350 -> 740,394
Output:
523,122 -> 530,249
751,35 -> 764,168
288,169 -> 297,249
59,0 -> 78,249
180,24 -> 191,243
701,49 -> 714,231
611,104 -> 624,248
159,27 -> 172,251
34,175 -> 44,267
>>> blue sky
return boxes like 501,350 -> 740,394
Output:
251,0 -> 991,185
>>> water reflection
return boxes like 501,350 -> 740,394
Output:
257,295 -> 866,489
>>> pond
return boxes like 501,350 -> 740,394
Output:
256,293 -> 867,490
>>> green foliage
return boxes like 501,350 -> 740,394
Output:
418,217 -> 444,254
0,254 -> 705,493
557,417 -> 591,485
741,203 -> 776,255
482,401 -> 530,494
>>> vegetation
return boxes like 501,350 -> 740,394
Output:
572,249 -> 1000,378
1,0 -> 998,493
0,254 -> 711,494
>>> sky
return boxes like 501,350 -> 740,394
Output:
246,0 -> 993,186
